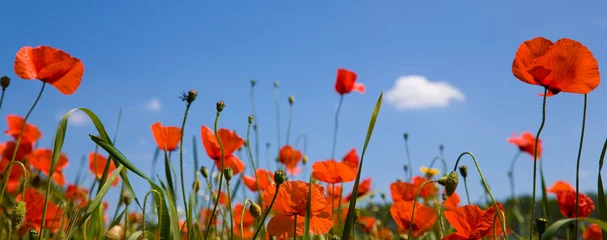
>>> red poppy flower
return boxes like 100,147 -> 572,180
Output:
243,169 -> 274,192
214,191 -> 229,206
556,190 -> 595,218
278,145 -> 303,174
16,187 -> 64,233
4,115 -> 42,144
65,184 -> 88,208
583,223 -> 602,240
326,184 -> 342,198
200,208 -> 218,227
27,149 -> 69,186
234,203 -> 255,238
88,152 -> 119,187
358,216 -> 377,233
443,203 -> 507,240
312,148 -> 359,183
150,122 -> 181,152
390,181 -> 417,202
547,180 -> 574,194
200,125 -> 246,175
335,68 -> 365,95
512,37 -> 600,96
14,46 -> 85,95
262,180 -> 333,239
444,192 -> 461,210
507,132 -> 542,158
345,178 -> 372,201
2,141 -> 33,162
0,158 -> 26,194
413,176 -> 436,198
390,200 -> 436,237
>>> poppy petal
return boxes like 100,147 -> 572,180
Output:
267,213 -> 303,239
309,211 -> 333,235
512,37 -> 554,85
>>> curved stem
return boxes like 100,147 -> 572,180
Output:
452,151 -> 508,240
331,95 -> 344,160
408,180 -> 439,240
530,88 -> 548,239
142,190 -> 162,237
250,83 -> 260,167
463,178 -> 471,205
252,184 -> 281,240
179,102 -> 192,238
574,94 -> 587,240
241,199 -> 251,240
0,82 -> 46,201
204,111 -> 226,240
404,135 -> 413,182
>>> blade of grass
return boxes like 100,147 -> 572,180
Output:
341,92 -> 383,240
303,175 -> 313,240
597,138 -> 607,240
540,157 -> 550,221
157,177 -> 182,239
541,218 -> 607,240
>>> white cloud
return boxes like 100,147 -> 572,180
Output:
144,98 -> 162,112
55,110 -> 90,126
385,75 -> 465,110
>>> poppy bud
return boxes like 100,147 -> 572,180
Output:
29,229 -> 38,237
249,203 -> 262,218
187,89 -> 198,103
380,193 -> 386,200
251,79 -> 257,87
193,178 -> 201,193
200,166 -> 209,179
10,201 -> 26,230
288,95 -> 295,105
403,164 -> 408,172
253,124 -> 258,131
248,115 -> 254,124
122,192 -> 132,206
274,170 -> 286,186
1,76 -> 10,90
403,133 -> 409,141
458,165 -> 468,178
438,171 -> 459,196
224,167 -> 233,182
302,155 -> 308,165
105,225 -> 124,240
439,144 -> 444,154
216,100 -> 225,113
536,217 -> 548,235
274,80 -> 279,87
244,141 -> 249,148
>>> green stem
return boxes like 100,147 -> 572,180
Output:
408,180 -> 439,239
0,82 -> 46,201
529,88 -> 548,239
73,155 -> 87,186
124,203 -> 130,240
227,181 -> 234,240
179,102 -> 193,238
251,82 -> 260,167
274,83 -> 281,151
252,184 -> 281,240
508,151 -> 522,202
293,214 -> 298,239
286,101 -> 294,145
241,199 -> 251,240
463,178 -> 471,205
142,190 -> 162,237
452,151 -> 508,240
574,94 -> 587,240
404,134 -> 413,182
0,89 -> 6,114
246,119 -> 263,200
426,156 -> 445,178
439,201 -> 446,238
204,110 -> 226,240
331,95 -> 344,160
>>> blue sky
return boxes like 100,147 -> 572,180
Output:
2,0 -> 607,215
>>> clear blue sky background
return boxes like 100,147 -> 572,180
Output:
1,0 -> 607,216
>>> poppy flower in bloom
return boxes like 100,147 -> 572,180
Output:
583,223 -> 602,240
547,180 -> 574,194
371,227 -> 394,240
243,169 -> 274,192
88,152 -> 119,187
390,200 -> 436,237
444,192 -> 461,210
555,190 -> 595,218
357,216 -> 377,233
4,115 -> 42,144
507,132 -> 542,158
234,203 -> 255,238
390,181 -> 417,202
0,158 -> 26,193
14,46 -> 85,95
335,68 -> 365,95
17,187 -> 64,233
2,141 -> 33,162
28,149 -> 69,186
443,203 -> 507,240
512,37 -> 600,96
65,184 -> 88,208
262,180 -> 333,239
278,145 -> 303,175
200,125 -> 246,175
312,148 -> 359,183
150,122 -> 181,152
326,184 -> 342,198
345,178 -> 372,201
413,176 -> 436,198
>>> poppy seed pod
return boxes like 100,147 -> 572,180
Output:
10,201 -> 26,230
274,80 -> 279,87
536,217 -> 548,235
438,171 -> 459,196
187,89 -> 198,103
122,192 -> 132,206
288,95 -> 295,105
274,170 -> 287,185
249,203 -> 262,218
1,76 -> 10,90
200,166 -> 209,179
224,167 -> 233,182
193,178 -> 201,193
251,79 -> 256,87
302,155 -> 308,165
458,165 -> 468,178
248,115 -> 254,124
216,100 -> 225,113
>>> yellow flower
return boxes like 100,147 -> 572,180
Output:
420,166 -> 440,177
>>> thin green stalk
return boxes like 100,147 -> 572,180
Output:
463,178 -> 471,205
123,203 -> 130,240
227,181 -> 234,240
408,180 -> 439,239
508,151 -> 522,203
439,201 -> 446,238
331,95 -> 344,160
246,117 -> 263,199
179,101 -> 193,239
252,184 -> 281,240
274,82 -> 281,151
574,94 -> 588,240
0,89 -> 5,117
111,185 -> 125,222
404,134 -> 413,182
204,109 -> 226,240
286,99 -> 294,145
240,199 -> 251,240
452,151 -> 508,240
529,88 -> 548,239
74,155 -> 87,186
426,156 -> 445,178
251,81 -> 260,167
142,190 -> 162,237
0,82 -> 46,201
293,214 -> 298,239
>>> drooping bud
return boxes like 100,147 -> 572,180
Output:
251,79 -> 257,87
288,96 -> 295,105
1,76 -> 10,90
273,81 -> 279,87
438,171 -> 459,196
536,217 -> 548,236
248,115 -> 254,124
403,133 -> 409,141
200,166 -> 209,179
216,100 -> 225,113
105,225 -> 124,240
193,178 -> 201,193
10,201 -> 26,230
224,167 -> 233,182
187,89 -> 198,103
121,192 -> 132,206
274,170 -> 286,185
249,203 -> 262,218
459,165 -> 468,178
302,155 -> 308,165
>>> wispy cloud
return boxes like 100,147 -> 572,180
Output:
385,75 -> 465,110
55,110 -> 90,126
144,98 -> 162,112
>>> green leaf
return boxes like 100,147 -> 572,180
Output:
128,230 -> 157,240
341,92 -> 383,240
598,138 -> 607,240
157,177 -> 182,239
541,218 -> 607,240
110,207 -> 127,228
